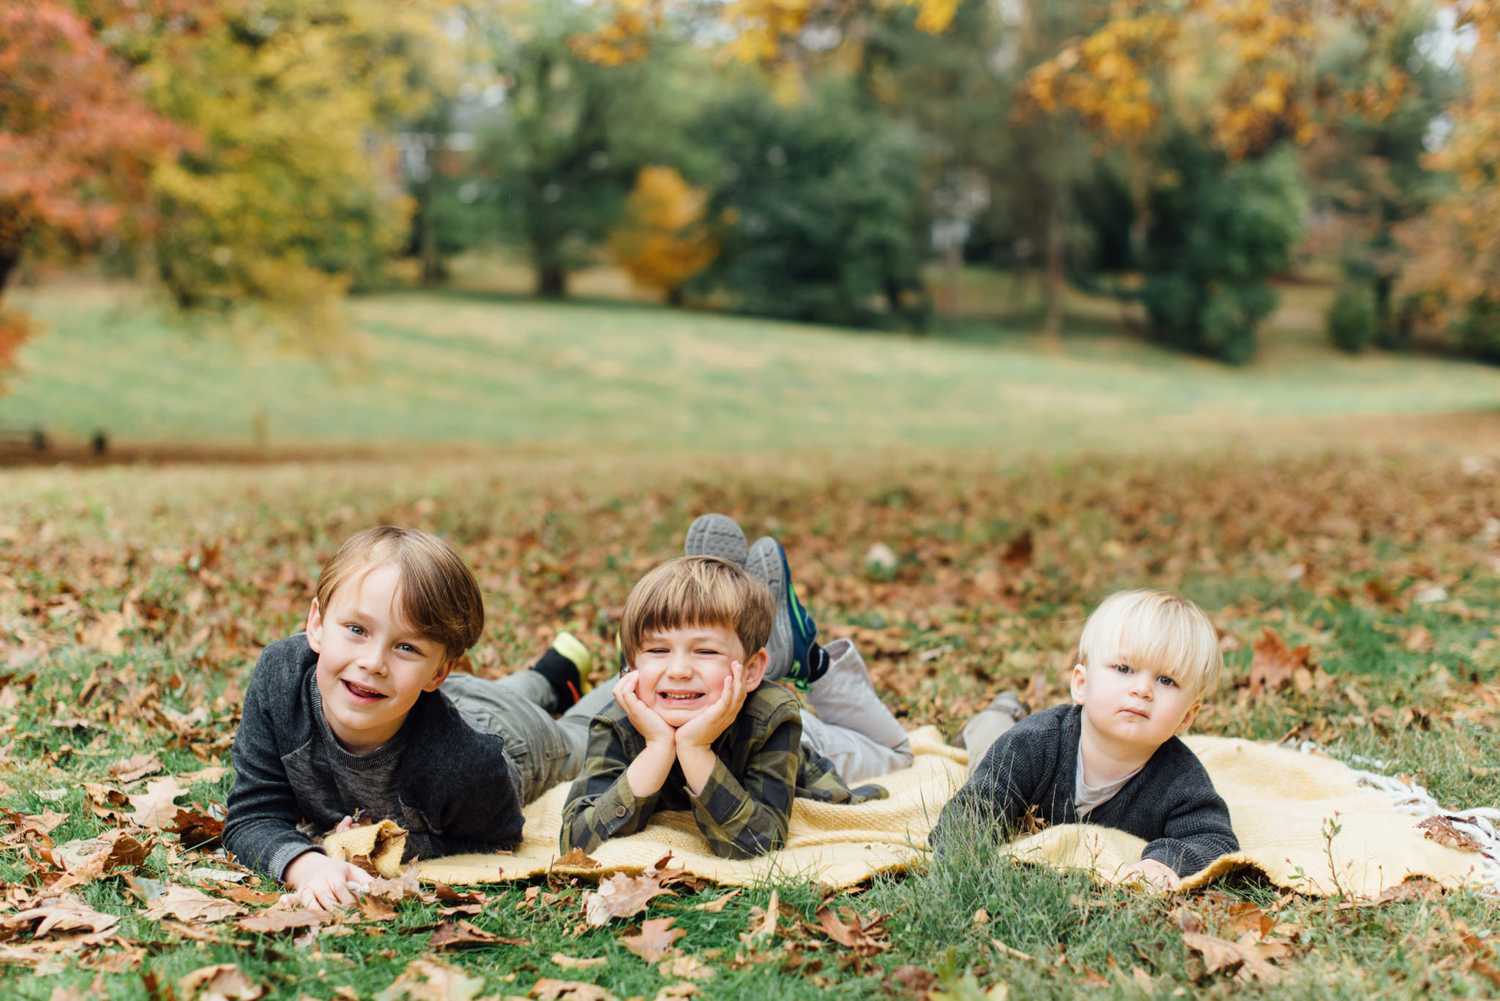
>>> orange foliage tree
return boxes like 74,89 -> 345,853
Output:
1396,0 -> 1500,360
0,2 -> 187,378
608,167 -> 718,304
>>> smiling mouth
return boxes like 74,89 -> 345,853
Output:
658,691 -> 705,704
343,680 -> 387,701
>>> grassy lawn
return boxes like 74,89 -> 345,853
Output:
2,276 -> 1498,454
2,445 -> 1498,998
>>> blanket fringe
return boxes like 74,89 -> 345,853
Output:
1292,740 -> 1500,896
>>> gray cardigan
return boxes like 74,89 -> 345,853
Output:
223,634 -> 524,880
934,704 -> 1238,876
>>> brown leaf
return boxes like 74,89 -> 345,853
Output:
1248,628 -> 1313,698
1222,902 -> 1273,939
235,907 -> 333,935
652,984 -> 698,1001
1001,529 -> 1034,568
814,907 -> 890,955
621,917 -> 685,963
692,889 -> 740,913
428,919 -> 527,950
552,952 -> 607,970
177,963 -> 265,1001
377,957 -> 487,1000
583,871 -> 674,927
217,885 -> 283,907
1182,931 -> 1284,984
531,978 -> 618,1001
143,885 -> 242,923
127,777 -> 186,830
890,965 -> 937,997
108,753 -> 162,783
739,889 -> 778,947
1417,816 -> 1484,853
656,954 -> 715,981
52,830 -> 151,883
1,895 -> 119,941
172,806 -> 226,849
555,847 -> 602,870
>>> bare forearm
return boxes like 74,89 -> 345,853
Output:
676,744 -> 718,797
626,741 -> 676,799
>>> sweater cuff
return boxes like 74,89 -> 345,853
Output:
269,839 -> 321,883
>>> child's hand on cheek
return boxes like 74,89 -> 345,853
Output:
1120,858 -> 1180,892
675,661 -> 747,751
615,670 -> 676,748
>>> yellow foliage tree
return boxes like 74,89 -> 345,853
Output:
609,166 -> 718,304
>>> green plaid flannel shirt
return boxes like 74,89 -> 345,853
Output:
560,683 -> 886,859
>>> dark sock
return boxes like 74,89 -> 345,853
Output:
531,647 -> 584,709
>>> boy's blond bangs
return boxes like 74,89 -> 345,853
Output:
1077,589 -> 1222,696
316,526 -> 484,661
620,556 -> 773,663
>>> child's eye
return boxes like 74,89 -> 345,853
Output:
345,623 -> 366,637
396,642 -> 423,655
695,647 -> 724,656
1112,663 -> 1133,674
1157,675 -> 1178,688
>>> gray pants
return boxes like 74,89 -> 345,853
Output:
441,672 -> 617,805
799,638 -> 913,784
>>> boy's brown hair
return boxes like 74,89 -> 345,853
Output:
315,526 -> 484,661
619,556 -> 773,664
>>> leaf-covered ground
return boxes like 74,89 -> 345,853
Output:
2,444 -> 1498,998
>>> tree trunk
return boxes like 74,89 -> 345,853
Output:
535,262 -> 568,299
666,286 -> 684,307
0,237 -> 21,297
419,204 -> 446,287
1041,191 -> 1065,346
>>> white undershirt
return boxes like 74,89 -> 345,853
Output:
1073,742 -> 1141,817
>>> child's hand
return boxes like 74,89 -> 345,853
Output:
283,851 -> 372,910
1120,858 -> 1181,892
615,671 -> 675,747
674,660 -> 747,751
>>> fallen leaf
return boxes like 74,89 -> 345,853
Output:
127,777 -> 186,830
739,889 -> 779,948
144,885 -> 242,923
990,939 -> 1036,963
429,919 -> 528,950
217,884 -> 283,907
657,954 -> 715,981
172,806 -> 226,849
1248,628 -> 1313,698
1182,931 -> 1285,983
375,957 -> 487,1001
583,872 -> 674,926
235,908 -> 333,935
692,889 -> 739,913
652,984 -> 698,1001
1417,816 -> 1484,853
1,895 -> 118,941
814,906 -> 890,955
552,953 -> 607,970
554,848 -> 602,870
108,753 -> 162,783
52,830 -> 151,882
530,978 -> 617,1001
177,765 -> 230,785
177,963 -> 265,1001
890,965 -> 937,997
621,917 -> 684,962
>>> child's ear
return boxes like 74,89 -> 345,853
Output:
424,656 -> 456,692
1175,700 -> 1201,734
1068,663 -> 1088,703
305,599 -> 324,653
741,649 -> 769,691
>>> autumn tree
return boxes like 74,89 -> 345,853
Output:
609,167 -> 717,304
1397,0 -> 1500,362
0,2 -> 185,380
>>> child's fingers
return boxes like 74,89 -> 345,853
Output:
344,864 -> 373,885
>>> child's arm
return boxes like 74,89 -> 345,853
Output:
1140,781 -> 1238,877
223,651 -> 326,883
680,698 -> 800,859
560,713 -> 666,854
932,724 -> 1046,852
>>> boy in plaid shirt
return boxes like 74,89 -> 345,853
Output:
561,529 -> 905,859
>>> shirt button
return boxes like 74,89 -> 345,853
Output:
615,806 -> 627,818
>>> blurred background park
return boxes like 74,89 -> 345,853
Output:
3,0 -> 1500,459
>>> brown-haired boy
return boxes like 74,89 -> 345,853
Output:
561,529 -> 910,859
224,526 -> 614,908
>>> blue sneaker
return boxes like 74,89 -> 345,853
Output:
746,536 -> 827,687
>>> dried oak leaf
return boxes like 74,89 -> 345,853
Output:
108,753 -> 162,783
53,830 -> 151,882
235,907 -> 334,935
530,978 -> 617,1001
814,907 -> 890,955
554,847 -> 602,870
552,953 -> 607,970
583,871 -> 674,927
621,917 -> 685,962
889,965 -> 937,997
374,957 -> 487,1001
127,777 -> 187,830
177,963 -> 265,1001
1,894 -> 119,941
1248,628 -> 1313,698
172,806 -> 226,849
738,889 -> 778,947
1182,931 -> 1288,984
656,954 -> 715,982
1417,816 -> 1484,853
692,889 -> 740,914
144,884 -> 242,923
428,919 -> 527,950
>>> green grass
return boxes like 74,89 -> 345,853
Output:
2,277 -> 1498,454
2,448 -> 1497,998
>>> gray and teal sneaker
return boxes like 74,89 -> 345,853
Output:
746,535 -> 827,687
683,513 -> 750,566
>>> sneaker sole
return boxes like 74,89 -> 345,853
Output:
684,513 -> 749,566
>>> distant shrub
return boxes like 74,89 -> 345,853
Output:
1328,282 -> 1378,353
1455,299 -> 1500,364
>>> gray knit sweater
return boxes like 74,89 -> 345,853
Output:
934,704 -> 1238,876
